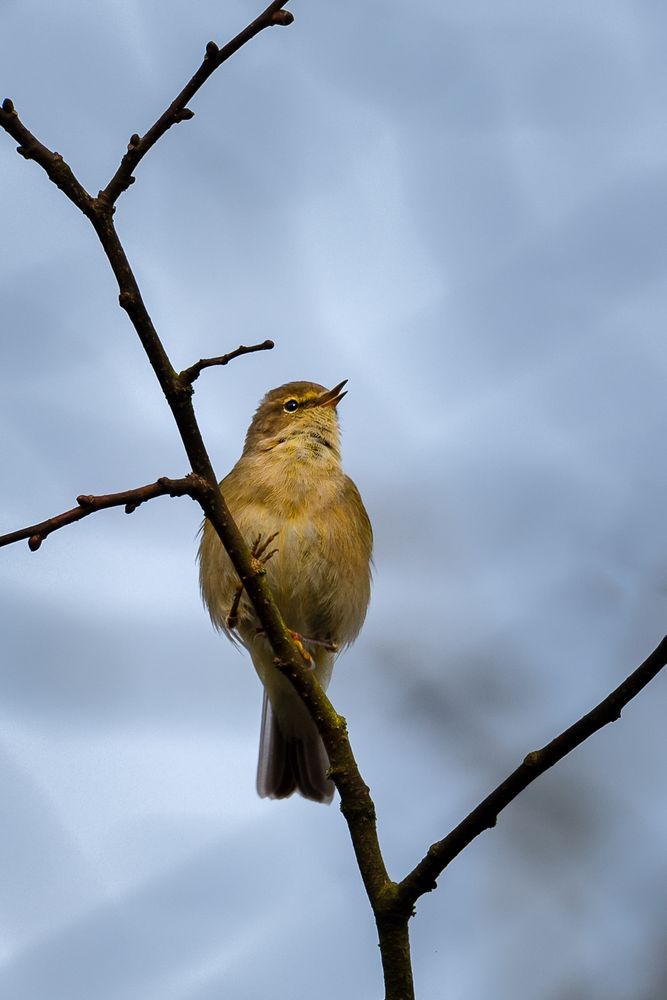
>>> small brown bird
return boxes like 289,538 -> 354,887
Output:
198,380 -> 372,803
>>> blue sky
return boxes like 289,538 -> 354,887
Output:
1,2 -> 666,998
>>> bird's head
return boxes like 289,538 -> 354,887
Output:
242,380 -> 348,460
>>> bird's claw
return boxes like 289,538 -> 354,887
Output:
226,532 -> 280,630
288,630 -> 314,666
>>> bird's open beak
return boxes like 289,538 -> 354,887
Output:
316,379 -> 348,409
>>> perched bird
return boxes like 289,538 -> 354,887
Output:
199,380 -> 372,803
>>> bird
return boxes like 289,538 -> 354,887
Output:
198,380 -> 372,803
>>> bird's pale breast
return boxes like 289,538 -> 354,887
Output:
200,454 -> 371,648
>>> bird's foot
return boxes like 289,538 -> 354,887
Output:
288,630 -> 314,665
253,627 -> 338,666
251,627 -> 314,665
287,631 -> 340,666
226,531 -> 280,631
250,531 -> 279,565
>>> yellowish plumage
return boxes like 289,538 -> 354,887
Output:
199,381 -> 372,803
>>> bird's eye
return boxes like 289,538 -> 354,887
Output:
283,399 -> 299,412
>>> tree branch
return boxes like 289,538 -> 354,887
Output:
397,636 -> 667,909
180,339 -> 274,385
0,476 -> 202,551
0,98 -> 95,218
98,2 -> 294,206
1,3 -> 293,212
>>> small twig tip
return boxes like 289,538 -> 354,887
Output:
271,10 -> 294,26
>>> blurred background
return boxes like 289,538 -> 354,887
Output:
1,1 -> 666,997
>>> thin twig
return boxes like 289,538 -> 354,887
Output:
180,339 -> 274,385
397,635 -> 667,908
98,2 -> 293,205
0,476 -> 202,551
0,98 -> 95,217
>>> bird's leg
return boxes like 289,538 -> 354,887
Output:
226,585 -> 244,633
297,635 -> 339,653
289,632 -> 339,667
252,626 -> 335,667
252,625 -> 314,665
226,531 -> 279,631
282,630 -> 340,666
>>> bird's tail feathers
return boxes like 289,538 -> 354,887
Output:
256,691 -> 334,804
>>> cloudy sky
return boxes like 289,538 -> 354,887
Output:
1,1 -> 666,998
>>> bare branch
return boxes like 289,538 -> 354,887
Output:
0,98 -> 95,217
98,2 -> 294,206
180,339 -> 274,385
0,475 -> 202,551
1,4 -> 293,212
398,636 -> 667,908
